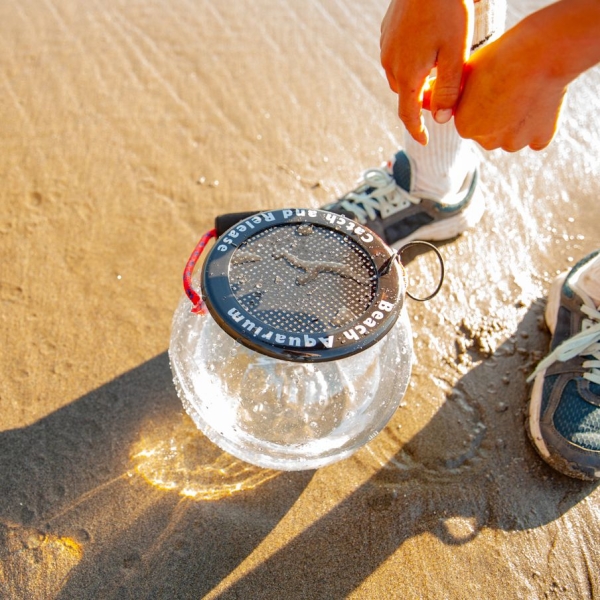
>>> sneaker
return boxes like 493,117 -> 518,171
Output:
322,150 -> 483,248
527,250 -> 600,481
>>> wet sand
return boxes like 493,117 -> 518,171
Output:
1,0 -> 599,598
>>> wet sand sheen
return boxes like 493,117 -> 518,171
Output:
0,0 -> 599,598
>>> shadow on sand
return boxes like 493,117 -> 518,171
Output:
0,300 -> 596,598
211,297 -> 599,599
0,353 -> 313,599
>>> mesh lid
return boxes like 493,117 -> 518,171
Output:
201,208 -> 405,362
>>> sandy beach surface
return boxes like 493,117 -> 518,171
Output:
1,0 -> 599,597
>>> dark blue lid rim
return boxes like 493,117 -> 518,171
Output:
201,208 -> 404,363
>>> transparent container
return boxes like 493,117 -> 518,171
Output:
169,295 -> 412,471
169,208 -> 417,471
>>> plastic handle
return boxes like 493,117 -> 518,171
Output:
183,229 -> 217,314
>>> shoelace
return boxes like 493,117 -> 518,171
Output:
527,304 -> 600,385
337,167 -> 419,224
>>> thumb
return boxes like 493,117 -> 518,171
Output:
430,57 -> 465,124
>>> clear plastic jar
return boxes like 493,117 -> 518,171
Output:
169,295 -> 412,470
169,209 -> 417,471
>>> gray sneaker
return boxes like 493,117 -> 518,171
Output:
322,150 -> 483,248
527,250 -> 600,481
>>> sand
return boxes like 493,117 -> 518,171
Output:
1,0 -> 599,598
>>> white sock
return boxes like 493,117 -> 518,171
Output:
404,114 -> 477,200
472,0 -> 507,52
403,0 -> 506,202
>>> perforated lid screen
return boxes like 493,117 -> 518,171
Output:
230,224 -> 377,333
201,209 -> 404,362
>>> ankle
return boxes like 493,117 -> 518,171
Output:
403,112 -> 478,201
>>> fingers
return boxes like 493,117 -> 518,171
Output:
384,69 -> 399,95
454,100 -> 559,151
382,57 -> 429,144
382,49 -> 466,142
528,140 -> 551,151
397,82 -> 429,145
381,44 -> 430,144
459,132 -> 554,152
430,50 -> 466,124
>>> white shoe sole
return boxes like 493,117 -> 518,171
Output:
527,271 -> 568,460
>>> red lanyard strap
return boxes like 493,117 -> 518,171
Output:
183,228 -> 217,314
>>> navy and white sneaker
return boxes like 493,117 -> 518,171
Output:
527,250 -> 600,481
322,150 -> 483,249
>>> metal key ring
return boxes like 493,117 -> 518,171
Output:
398,241 -> 445,302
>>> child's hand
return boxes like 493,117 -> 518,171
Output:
380,0 -> 475,145
453,18 -> 566,151
453,0 -> 600,151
